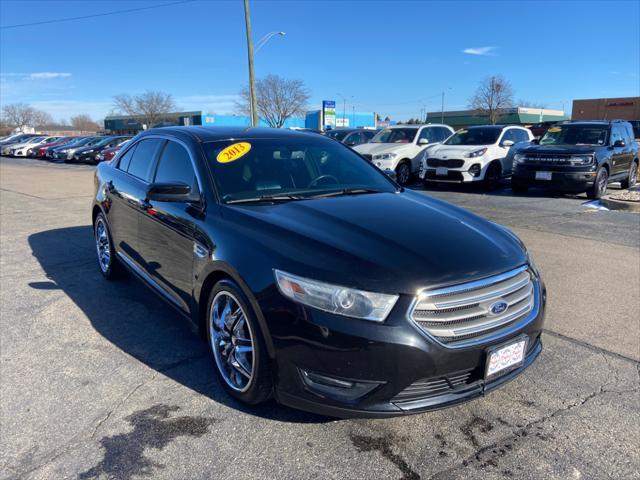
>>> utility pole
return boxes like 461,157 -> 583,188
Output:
243,0 -> 258,127
441,91 -> 445,124
343,98 -> 346,126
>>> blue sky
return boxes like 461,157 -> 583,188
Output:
1,0 -> 639,122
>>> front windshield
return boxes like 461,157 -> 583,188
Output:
204,137 -> 397,203
445,128 -> 501,146
539,125 -> 609,146
325,130 -> 350,141
370,128 -> 418,144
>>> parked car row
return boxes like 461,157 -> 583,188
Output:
0,133 -> 131,164
326,120 -> 638,200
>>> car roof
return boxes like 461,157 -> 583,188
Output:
138,126 -> 334,143
465,125 -> 525,130
560,120 -> 618,126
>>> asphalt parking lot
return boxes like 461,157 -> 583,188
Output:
1,156 -> 638,480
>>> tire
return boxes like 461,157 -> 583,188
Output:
511,177 -> 529,193
587,166 -> 609,199
395,161 -> 411,186
206,279 -> 273,405
93,212 -> 125,280
620,160 -> 638,189
483,162 -> 502,191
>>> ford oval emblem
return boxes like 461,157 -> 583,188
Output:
489,301 -> 508,315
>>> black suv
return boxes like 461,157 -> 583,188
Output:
511,120 -> 638,198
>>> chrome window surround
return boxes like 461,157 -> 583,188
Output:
408,265 -> 540,349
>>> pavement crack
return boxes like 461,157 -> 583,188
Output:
429,379 -> 622,479
542,329 -> 639,364
350,433 -> 420,480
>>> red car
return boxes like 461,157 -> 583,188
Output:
35,137 -> 76,158
99,139 -> 131,162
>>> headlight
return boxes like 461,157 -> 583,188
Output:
567,155 -> 594,166
372,153 -> 398,161
85,149 -> 94,154
274,270 -> 398,322
465,148 -> 487,158
514,153 -> 525,164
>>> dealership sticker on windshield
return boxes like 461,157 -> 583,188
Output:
547,127 -> 561,133
217,142 -> 252,163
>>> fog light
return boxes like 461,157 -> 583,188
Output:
469,163 -> 481,177
299,369 -> 383,403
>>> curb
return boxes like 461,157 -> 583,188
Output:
600,197 -> 640,213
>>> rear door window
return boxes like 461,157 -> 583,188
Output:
126,138 -> 165,182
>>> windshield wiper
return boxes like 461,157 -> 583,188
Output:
308,187 -> 389,198
225,194 -> 306,205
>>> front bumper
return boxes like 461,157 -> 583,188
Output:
513,165 -> 597,192
422,168 -> 481,183
266,276 -> 546,418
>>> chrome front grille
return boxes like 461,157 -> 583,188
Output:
411,266 -> 535,345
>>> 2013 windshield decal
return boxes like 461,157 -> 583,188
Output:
217,142 -> 252,164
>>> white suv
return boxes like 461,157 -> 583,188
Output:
354,124 -> 454,185
419,125 -> 533,188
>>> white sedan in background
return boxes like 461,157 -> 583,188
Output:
5,136 -> 60,157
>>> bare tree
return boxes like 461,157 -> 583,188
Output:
70,114 -> 101,132
236,74 -> 309,128
1,103 -> 52,130
469,75 -> 514,124
518,99 -> 547,109
112,90 -> 176,128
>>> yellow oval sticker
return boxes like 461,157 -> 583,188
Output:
547,127 -> 561,133
217,142 -> 252,163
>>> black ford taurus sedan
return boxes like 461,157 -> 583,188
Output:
92,126 -> 546,418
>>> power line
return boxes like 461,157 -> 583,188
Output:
0,0 -> 196,30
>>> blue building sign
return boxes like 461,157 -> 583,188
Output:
322,100 -> 336,129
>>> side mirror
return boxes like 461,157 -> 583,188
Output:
345,141 -> 356,147
530,138 -> 540,144
147,182 -> 200,203
383,168 -> 397,181
418,138 -> 429,146
501,140 -> 515,147
613,139 -> 626,148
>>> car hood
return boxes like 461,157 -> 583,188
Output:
428,144 -> 491,158
222,190 -> 527,294
353,142 -> 415,156
518,144 -> 598,155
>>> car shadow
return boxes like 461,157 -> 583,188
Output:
27,226 -> 332,424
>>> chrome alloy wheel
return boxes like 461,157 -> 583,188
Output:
597,170 -> 608,197
209,291 -> 255,392
630,162 -> 638,186
95,218 -> 111,273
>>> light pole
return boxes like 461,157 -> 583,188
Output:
337,93 -> 353,127
243,0 -> 258,127
441,87 -> 452,124
255,31 -> 285,53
